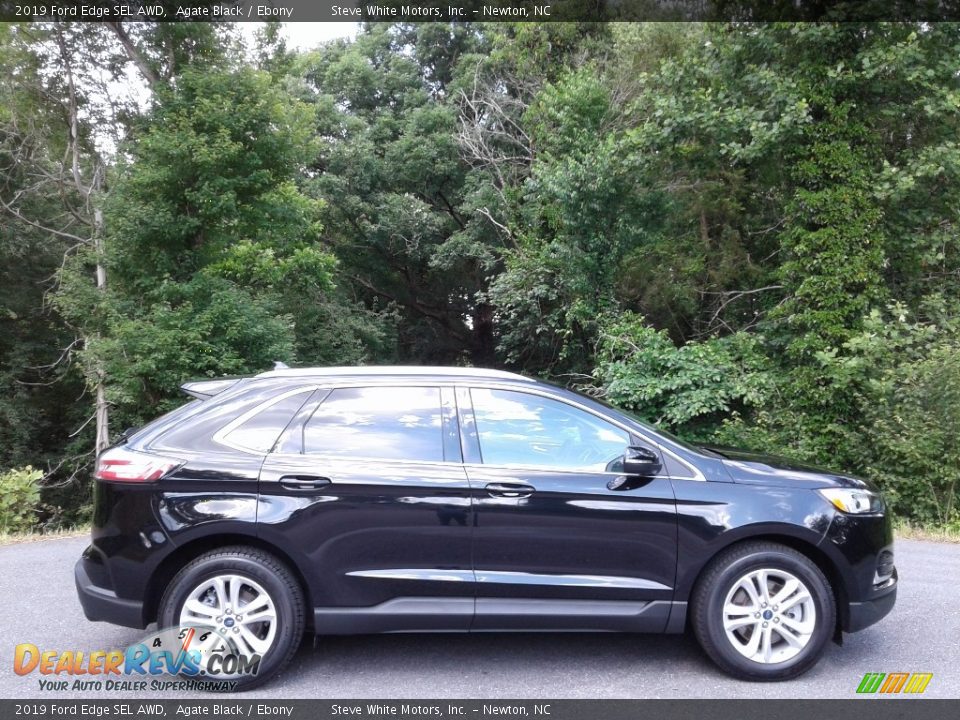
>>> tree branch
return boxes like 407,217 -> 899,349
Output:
105,21 -> 161,90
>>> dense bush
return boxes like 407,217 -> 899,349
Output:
0,466 -> 42,534
596,307 -> 960,527
595,313 -> 772,437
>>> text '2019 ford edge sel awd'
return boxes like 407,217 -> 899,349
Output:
76,366 -> 896,688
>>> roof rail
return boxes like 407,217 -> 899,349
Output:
254,365 -> 533,381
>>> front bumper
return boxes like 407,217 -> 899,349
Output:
821,507 -> 897,633
75,558 -> 147,629
846,570 -> 897,632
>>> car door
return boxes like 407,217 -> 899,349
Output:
460,385 -> 678,632
257,384 -> 474,632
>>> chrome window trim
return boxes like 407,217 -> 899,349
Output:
264,453 -> 465,469
243,377 -> 704,480
461,462 -> 672,480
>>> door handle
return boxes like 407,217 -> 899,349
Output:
485,482 -> 535,499
279,475 -> 331,491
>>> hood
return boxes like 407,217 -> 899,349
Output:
705,446 -> 876,491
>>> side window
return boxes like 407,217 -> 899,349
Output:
303,386 -> 444,462
153,380 -> 303,453
470,388 -> 630,472
217,389 -> 314,454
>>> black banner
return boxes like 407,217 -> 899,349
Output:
1,700 -> 959,720
2,0 -> 960,23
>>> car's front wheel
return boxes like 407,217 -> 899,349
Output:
158,546 -> 305,691
691,541 -> 836,680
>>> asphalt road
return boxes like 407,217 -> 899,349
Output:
0,536 -> 956,699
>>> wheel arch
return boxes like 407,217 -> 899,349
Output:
144,533 -> 313,628
681,530 -> 850,636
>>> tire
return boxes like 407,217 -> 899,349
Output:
158,546 -> 305,691
691,541 -> 836,681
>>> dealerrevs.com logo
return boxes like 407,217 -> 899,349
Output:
856,672 -> 934,694
13,626 -> 261,692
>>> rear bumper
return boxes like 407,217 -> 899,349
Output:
845,572 -> 897,633
75,558 -> 147,629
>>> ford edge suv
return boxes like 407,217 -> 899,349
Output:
75,366 -> 897,688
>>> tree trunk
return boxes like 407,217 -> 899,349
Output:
93,208 -> 109,454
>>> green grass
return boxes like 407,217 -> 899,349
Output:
0,524 -> 90,547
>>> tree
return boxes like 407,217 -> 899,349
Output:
0,22 -> 125,474
299,24 -> 496,364
57,65 -> 344,429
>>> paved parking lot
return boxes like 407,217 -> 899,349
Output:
0,536 -> 956,699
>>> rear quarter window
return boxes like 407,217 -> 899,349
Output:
150,380 -> 311,454
126,399 -> 203,446
216,388 -> 315,453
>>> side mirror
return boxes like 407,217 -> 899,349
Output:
622,446 -> 662,477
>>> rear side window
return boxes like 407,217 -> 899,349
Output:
216,389 -> 314,453
127,399 -> 203,445
151,380 -> 310,454
303,386 -> 443,462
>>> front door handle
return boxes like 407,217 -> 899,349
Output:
279,475 -> 331,491
485,482 -> 535,499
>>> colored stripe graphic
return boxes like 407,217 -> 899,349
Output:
903,673 -> 933,694
880,672 -> 910,693
856,672 -> 933,694
857,673 -> 885,693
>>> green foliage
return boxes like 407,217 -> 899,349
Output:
107,68 -> 324,290
299,25 -> 497,364
0,24 -> 95,484
6,21 -> 960,530
490,68 -> 658,373
862,343 -> 960,526
54,64 -> 350,431
0,466 -> 42,534
809,305 -> 960,525
89,277 -> 295,426
595,313 -> 772,437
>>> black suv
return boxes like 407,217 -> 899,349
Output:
76,366 -> 896,688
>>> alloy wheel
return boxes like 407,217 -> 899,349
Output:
178,573 -> 279,661
722,568 -> 817,664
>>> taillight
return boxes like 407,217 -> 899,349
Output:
94,446 -> 184,483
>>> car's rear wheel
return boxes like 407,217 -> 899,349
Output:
691,541 -> 836,680
158,546 -> 305,691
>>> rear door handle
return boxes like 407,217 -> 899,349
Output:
485,482 -> 535,499
279,475 -> 331,491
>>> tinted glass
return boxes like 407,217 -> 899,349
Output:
471,388 -> 630,471
273,388 -> 330,455
152,380 -> 294,453
303,386 -> 443,462
221,389 -> 314,453
128,399 -> 201,445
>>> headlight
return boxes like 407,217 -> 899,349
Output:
818,488 -> 884,514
